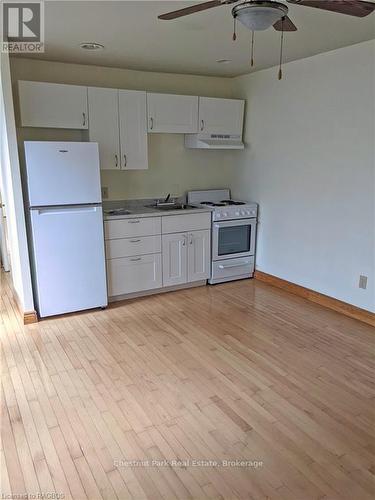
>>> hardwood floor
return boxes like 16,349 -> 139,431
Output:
1,270 -> 374,500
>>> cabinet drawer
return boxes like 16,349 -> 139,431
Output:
211,256 -> 254,282
105,235 -> 161,259
107,254 -> 162,296
162,213 -> 211,234
104,217 -> 161,239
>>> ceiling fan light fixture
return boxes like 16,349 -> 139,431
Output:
232,1 -> 288,31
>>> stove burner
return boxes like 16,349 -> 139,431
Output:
201,201 -> 226,207
221,200 -> 246,206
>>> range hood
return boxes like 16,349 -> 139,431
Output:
185,133 -> 244,150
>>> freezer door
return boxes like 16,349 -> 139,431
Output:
30,205 -> 107,317
25,141 -> 101,206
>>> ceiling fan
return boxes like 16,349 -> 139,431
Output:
158,1 -> 375,78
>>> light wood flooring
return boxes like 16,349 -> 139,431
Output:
1,270 -> 374,499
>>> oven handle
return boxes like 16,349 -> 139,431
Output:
214,218 -> 256,229
218,261 -> 250,269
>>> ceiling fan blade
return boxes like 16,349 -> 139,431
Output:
286,0 -> 375,17
158,0 -> 224,20
273,15 -> 298,31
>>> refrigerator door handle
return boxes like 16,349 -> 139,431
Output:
34,206 -> 100,216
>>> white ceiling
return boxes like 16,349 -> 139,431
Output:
16,0 -> 375,77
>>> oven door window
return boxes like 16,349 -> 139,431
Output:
218,224 -> 251,256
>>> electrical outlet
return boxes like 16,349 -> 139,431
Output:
101,186 -> 109,199
358,275 -> 368,290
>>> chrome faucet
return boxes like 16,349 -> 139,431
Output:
155,194 -> 174,206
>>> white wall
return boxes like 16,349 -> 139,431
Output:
232,41 -> 375,312
1,53 -> 34,312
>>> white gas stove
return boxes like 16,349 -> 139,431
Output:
188,189 -> 257,221
188,189 -> 258,284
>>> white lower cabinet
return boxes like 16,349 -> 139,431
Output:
107,254 -> 162,296
104,217 -> 161,240
162,230 -> 210,287
105,235 -> 161,259
162,233 -> 188,286
188,230 -> 210,282
105,213 -> 211,299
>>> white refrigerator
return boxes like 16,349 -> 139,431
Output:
25,141 -> 107,317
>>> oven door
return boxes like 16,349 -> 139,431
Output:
212,218 -> 256,261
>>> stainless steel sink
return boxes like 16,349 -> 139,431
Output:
104,208 -> 132,216
145,203 -> 197,211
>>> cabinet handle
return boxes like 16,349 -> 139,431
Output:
189,234 -> 193,245
115,154 -> 118,168
82,112 -> 86,127
150,117 -> 154,130
130,239 -> 141,243
130,257 -> 141,262
182,234 -> 186,246
128,219 -> 140,224
200,119 -> 204,131
218,261 -> 249,269
123,154 -> 127,168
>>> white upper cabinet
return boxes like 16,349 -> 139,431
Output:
88,88 -> 148,171
198,97 -> 244,135
88,87 -> 120,170
119,90 -> 148,170
18,81 -> 88,129
147,93 -> 199,133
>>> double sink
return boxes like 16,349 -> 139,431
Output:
144,202 -> 196,211
104,202 -> 198,217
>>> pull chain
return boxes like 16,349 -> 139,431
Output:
278,17 -> 285,80
233,18 -> 237,41
250,31 -> 255,67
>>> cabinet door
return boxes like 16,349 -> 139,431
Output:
119,90 -> 148,170
188,230 -> 211,283
88,87 -> 120,170
147,93 -> 198,133
19,81 -> 88,129
199,97 -> 244,135
107,254 -> 162,296
162,233 -> 187,286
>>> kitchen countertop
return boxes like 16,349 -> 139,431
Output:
102,198 -> 212,220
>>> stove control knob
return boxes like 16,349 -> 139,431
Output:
216,213 -> 221,219
235,211 -> 240,216
223,212 -> 228,218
